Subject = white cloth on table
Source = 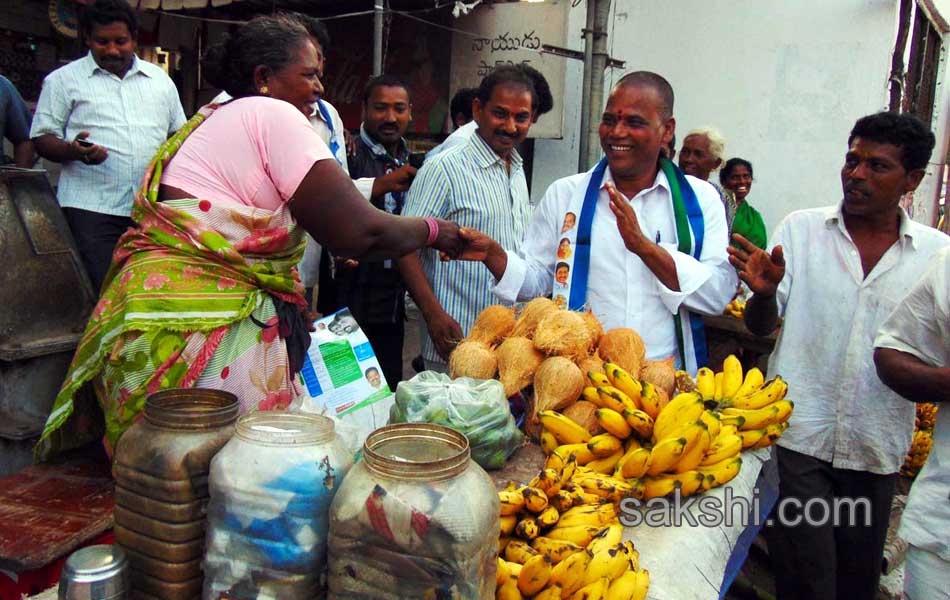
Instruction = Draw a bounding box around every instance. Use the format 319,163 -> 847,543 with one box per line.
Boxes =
767,204 -> 950,474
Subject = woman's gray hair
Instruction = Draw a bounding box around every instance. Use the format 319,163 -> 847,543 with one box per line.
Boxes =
202,16 -> 311,99
684,126 -> 727,165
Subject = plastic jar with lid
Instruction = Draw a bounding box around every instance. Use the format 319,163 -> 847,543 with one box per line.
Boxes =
327,423 -> 500,599
113,388 -> 239,600
203,412 -> 353,600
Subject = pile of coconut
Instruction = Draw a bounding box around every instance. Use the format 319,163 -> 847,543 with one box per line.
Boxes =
447,298 -> 676,438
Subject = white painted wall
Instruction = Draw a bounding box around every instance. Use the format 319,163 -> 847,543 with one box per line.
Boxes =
534,0 -> 900,234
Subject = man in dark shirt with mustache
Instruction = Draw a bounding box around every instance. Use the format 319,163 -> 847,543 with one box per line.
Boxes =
326,74 -> 415,391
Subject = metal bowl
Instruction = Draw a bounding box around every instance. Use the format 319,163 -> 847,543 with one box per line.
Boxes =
58,545 -> 129,600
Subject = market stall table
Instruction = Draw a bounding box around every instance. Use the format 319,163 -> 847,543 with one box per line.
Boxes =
493,442 -> 777,600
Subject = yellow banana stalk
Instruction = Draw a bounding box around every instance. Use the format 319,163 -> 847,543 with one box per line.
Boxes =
549,548 -> 593,597
698,456 -> 742,487
500,489 -> 526,515
496,556 -> 510,587
540,428 -> 560,455
619,407 -> 654,439
583,546 -> 630,586
700,410 -> 722,438
540,410 -> 593,444
647,436 -> 688,476
582,385 -> 602,404
545,524 -> 601,546
638,381 -> 661,419
532,583 -> 564,600
738,427 -> 768,449
504,538 -> 540,564
531,536 -> 584,563
556,443 -> 597,465
618,446 -> 653,479
517,553 -> 553,596
674,426 -> 712,473
597,386 -> 636,413
605,570 -> 640,600
721,354 -> 744,400
586,449 -> 625,475
586,523 -> 624,555
596,407 -> 633,439
700,433 -> 742,466
733,367 -> 765,400
652,392 -> 704,441
605,363 -> 644,409
695,367 -> 716,400
571,577 -> 609,600
500,514 -> 518,536
496,577 -> 523,600
588,371 -> 611,388
516,516 -> 540,540
753,421 -> 789,448
728,376 -> 786,410
721,399 -> 794,430
588,433 -> 624,457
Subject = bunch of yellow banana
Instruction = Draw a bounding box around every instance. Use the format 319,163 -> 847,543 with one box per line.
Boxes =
496,450 -> 650,599
723,297 -> 746,318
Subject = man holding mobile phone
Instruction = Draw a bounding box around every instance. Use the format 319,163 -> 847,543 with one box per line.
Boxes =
30,0 -> 186,291
317,74 -> 416,390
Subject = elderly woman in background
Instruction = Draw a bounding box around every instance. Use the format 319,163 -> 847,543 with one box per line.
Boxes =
38,16 -> 465,459
720,157 -> 767,249
678,126 -> 726,191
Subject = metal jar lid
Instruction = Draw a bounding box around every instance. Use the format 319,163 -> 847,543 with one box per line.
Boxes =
58,545 -> 129,600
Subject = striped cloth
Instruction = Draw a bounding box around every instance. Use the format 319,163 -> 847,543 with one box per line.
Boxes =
403,132 -> 532,363
30,53 -> 186,217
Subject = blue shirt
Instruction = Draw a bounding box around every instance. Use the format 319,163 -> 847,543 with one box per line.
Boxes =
403,131 -> 532,363
30,53 -> 186,216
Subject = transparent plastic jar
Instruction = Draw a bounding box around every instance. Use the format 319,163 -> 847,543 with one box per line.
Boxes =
328,423 -> 500,599
203,412 -> 353,600
113,388 -> 238,600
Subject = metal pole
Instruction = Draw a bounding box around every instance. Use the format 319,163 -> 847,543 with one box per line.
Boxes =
373,0 -> 384,76
578,0 -> 596,172
585,0 -> 611,169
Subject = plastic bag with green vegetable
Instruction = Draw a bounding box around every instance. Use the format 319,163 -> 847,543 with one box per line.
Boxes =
390,371 -> 523,469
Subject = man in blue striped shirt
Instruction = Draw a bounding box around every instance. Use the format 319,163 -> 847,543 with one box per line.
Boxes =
30,0 -> 186,291
401,66 -> 537,370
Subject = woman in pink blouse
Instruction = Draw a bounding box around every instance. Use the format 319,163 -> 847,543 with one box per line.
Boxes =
38,16 -> 463,459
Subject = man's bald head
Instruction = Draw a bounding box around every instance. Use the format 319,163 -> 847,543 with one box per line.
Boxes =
614,71 -> 674,120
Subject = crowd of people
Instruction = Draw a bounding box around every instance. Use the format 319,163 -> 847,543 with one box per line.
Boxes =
4,0 -> 945,599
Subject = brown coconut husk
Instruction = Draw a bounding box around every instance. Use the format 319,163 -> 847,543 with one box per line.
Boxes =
511,297 -> 559,339
468,304 -> 516,346
563,400 -> 604,436
528,356 -> 585,436
533,310 -> 592,361
581,311 -> 604,352
576,352 -> 605,378
598,328 -> 647,376
495,336 -> 545,397
655,385 -> 671,413
448,340 -> 497,380
641,356 -> 676,398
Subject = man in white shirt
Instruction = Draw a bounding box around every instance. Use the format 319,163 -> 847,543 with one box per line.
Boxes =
31,0 -> 186,291
458,71 -> 736,372
729,111 -> 950,600
873,248 -> 950,600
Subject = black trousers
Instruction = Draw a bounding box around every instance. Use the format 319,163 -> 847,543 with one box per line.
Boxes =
766,446 -> 897,600
362,321 -> 404,393
62,207 -> 135,293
